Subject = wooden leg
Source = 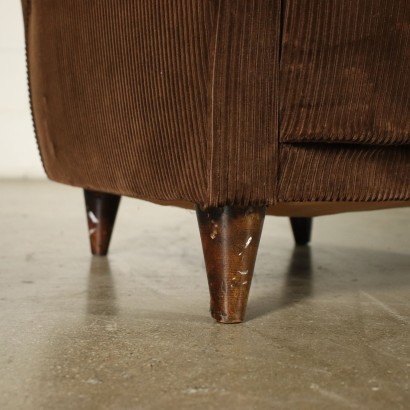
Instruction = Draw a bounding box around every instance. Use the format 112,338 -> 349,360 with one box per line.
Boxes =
84,189 -> 121,256
290,217 -> 313,246
196,205 -> 265,324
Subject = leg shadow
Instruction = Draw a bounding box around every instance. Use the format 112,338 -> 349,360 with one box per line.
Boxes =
86,257 -> 118,316
279,246 -> 313,307
246,246 -> 313,320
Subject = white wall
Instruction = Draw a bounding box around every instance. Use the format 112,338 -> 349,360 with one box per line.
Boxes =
0,0 -> 45,178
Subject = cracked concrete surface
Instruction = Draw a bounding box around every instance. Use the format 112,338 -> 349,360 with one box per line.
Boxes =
0,180 -> 409,409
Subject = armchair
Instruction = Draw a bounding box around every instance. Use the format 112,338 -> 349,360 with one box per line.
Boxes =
22,0 -> 409,323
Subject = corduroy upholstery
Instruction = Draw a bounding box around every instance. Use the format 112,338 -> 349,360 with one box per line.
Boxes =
22,0 -> 409,211
281,0 -> 410,145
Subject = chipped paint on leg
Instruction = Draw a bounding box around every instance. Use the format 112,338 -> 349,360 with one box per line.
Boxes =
88,211 -> 99,224
210,220 -> 219,239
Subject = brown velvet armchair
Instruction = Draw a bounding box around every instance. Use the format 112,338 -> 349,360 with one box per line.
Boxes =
22,0 -> 409,323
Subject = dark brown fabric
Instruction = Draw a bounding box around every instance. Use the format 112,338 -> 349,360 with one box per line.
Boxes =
280,0 -> 410,145
278,144 -> 410,201
267,201 -> 410,217
23,1 -> 409,210
207,0 -> 280,206
26,0 -> 214,204
21,0 -> 29,24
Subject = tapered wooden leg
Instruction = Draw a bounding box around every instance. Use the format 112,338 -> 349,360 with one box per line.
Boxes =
196,205 -> 265,324
84,190 -> 121,256
290,217 -> 313,246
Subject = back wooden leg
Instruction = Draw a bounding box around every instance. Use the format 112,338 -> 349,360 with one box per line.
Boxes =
196,205 -> 265,324
84,190 -> 121,256
290,217 -> 313,246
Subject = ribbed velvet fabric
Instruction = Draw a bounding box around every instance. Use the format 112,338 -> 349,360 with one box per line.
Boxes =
26,0 -> 214,204
280,0 -> 410,145
208,0 -> 280,206
22,1 -> 409,209
278,145 -> 410,202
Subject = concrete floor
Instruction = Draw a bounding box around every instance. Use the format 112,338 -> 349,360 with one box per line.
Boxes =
0,180 -> 409,409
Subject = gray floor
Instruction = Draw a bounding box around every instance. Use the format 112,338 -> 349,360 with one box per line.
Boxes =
0,180 -> 409,410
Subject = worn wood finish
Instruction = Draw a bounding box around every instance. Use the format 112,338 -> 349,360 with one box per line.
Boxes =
196,205 -> 266,324
290,217 -> 313,246
84,190 -> 121,256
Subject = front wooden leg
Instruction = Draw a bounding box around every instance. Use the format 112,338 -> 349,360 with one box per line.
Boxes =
196,205 -> 265,324
290,217 -> 313,246
84,190 -> 121,256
